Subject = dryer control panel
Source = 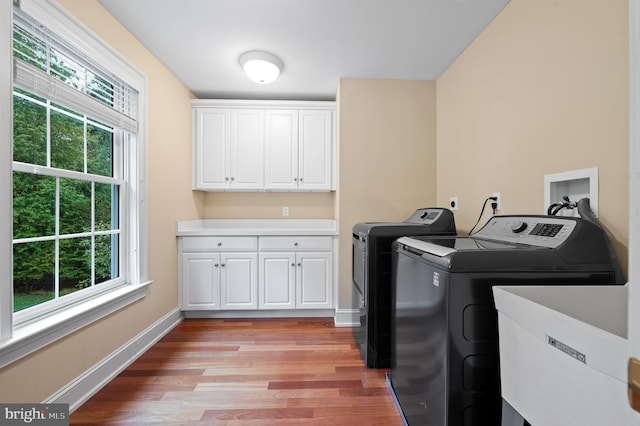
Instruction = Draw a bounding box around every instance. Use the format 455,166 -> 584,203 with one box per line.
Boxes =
475,216 -> 577,248
404,208 -> 447,225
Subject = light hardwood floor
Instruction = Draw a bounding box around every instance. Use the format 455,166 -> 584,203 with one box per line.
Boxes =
70,318 -> 404,425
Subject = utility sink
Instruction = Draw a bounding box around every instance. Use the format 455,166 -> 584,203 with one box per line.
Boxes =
493,285 -> 629,426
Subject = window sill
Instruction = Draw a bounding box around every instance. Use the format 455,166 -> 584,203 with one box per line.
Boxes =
0,281 -> 152,369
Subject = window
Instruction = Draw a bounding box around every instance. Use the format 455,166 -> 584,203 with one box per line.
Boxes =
12,91 -> 122,315
0,0 -> 149,366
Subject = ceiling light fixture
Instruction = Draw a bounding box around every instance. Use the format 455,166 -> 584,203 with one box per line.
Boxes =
239,50 -> 283,84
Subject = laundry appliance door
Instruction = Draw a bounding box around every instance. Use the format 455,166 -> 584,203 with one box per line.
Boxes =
391,246 -> 448,426
352,232 -> 368,361
352,232 -> 367,300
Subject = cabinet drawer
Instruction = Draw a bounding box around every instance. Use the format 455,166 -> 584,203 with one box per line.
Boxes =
259,236 -> 332,251
182,236 -> 258,252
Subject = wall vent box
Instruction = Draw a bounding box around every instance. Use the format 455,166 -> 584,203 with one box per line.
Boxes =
544,167 -> 598,217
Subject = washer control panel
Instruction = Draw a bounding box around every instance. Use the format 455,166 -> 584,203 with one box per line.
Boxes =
405,208 -> 445,225
474,216 -> 577,248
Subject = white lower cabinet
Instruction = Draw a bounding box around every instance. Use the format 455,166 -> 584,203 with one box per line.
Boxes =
296,252 -> 332,309
182,252 -> 258,310
180,236 -> 258,311
259,251 -> 333,309
258,236 -> 333,310
182,253 -> 221,310
259,253 -> 296,309
179,233 -> 334,314
220,253 -> 258,310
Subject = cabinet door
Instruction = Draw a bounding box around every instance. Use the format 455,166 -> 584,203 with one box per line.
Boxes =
298,110 -> 333,191
194,108 -> 230,189
259,252 -> 296,309
181,253 -> 221,310
296,252 -> 333,309
220,252 -> 258,309
265,110 -> 299,190
230,109 -> 264,189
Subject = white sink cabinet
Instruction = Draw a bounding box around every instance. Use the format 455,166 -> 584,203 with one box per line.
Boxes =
493,285 -> 628,426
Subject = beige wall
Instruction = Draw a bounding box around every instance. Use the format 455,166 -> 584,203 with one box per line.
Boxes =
0,0 -> 199,402
437,0 -> 629,273
337,79 -> 438,310
203,192 -> 335,218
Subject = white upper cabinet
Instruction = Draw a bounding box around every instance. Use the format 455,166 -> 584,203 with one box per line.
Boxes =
192,100 -> 335,192
265,110 -> 299,190
230,109 -> 264,189
298,110 -> 333,191
264,109 -> 333,191
194,108 -> 229,189
193,108 -> 264,190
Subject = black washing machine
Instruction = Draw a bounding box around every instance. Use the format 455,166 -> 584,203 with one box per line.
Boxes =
352,208 -> 456,368
388,215 -> 623,426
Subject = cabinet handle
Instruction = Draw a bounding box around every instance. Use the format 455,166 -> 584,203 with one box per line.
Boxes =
221,263 -> 226,267
217,242 -> 222,247
300,178 -> 303,182
294,177 -> 298,182
230,177 -> 235,181
294,242 -> 298,246
297,263 -> 301,267
214,263 -> 219,267
291,263 -> 295,267
225,177 -> 229,181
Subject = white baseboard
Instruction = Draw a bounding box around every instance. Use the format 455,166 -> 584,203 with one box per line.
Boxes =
46,308 -> 183,412
183,309 -> 335,319
334,308 -> 359,327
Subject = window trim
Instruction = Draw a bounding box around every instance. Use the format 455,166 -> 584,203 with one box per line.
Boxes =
1,0 -> 14,341
0,0 -> 150,368
0,281 -> 150,370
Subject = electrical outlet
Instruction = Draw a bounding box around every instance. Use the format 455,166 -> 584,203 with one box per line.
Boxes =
449,197 -> 458,211
492,192 -> 501,211
282,206 -> 289,217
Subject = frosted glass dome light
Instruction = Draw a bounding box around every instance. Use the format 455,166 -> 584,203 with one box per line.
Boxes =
239,51 -> 283,84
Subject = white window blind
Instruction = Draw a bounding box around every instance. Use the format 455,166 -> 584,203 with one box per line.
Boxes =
12,10 -> 138,133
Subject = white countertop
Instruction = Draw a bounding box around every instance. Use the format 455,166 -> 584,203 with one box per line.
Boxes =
176,219 -> 338,236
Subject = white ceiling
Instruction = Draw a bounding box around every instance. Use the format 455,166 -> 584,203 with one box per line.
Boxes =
98,0 -> 510,101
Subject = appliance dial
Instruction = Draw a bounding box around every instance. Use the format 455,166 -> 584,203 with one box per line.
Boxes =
511,220 -> 528,233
